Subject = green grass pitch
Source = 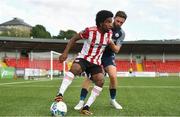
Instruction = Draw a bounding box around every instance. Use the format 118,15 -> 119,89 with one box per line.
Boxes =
0,77 -> 180,116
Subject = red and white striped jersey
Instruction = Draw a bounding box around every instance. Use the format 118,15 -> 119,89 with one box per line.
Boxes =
77,26 -> 112,65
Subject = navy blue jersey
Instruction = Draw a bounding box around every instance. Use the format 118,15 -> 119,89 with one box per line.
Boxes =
102,27 -> 125,57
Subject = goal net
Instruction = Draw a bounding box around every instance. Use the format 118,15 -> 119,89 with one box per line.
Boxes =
26,51 -> 66,80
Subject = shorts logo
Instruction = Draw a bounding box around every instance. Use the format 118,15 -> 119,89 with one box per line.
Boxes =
75,59 -> 80,62
115,33 -> 119,38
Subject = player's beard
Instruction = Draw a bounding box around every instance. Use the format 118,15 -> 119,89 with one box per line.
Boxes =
113,23 -> 120,29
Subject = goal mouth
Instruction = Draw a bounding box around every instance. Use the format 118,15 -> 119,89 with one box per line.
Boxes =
23,51 -> 66,80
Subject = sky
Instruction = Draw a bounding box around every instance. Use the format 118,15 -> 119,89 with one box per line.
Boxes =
0,0 -> 180,41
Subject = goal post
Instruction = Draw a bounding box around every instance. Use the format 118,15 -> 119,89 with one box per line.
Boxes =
50,51 -> 66,80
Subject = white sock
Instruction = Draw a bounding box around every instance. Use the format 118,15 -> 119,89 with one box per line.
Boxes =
84,85 -> 102,107
58,71 -> 74,95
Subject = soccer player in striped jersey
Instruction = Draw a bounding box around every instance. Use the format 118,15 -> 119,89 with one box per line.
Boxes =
54,10 -> 120,115
74,11 -> 127,110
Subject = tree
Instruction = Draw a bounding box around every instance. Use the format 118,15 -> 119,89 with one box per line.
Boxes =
55,29 -> 77,39
30,25 -> 51,38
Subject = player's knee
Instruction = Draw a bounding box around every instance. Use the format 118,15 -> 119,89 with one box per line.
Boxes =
95,78 -> 104,87
70,64 -> 82,75
70,69 -> 81,75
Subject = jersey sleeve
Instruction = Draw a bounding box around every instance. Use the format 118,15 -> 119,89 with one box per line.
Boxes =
116,29 -> 125,46
79,28 -> 89,39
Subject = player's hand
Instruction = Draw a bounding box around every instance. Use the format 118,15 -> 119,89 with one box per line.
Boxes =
59,53 -> 67,63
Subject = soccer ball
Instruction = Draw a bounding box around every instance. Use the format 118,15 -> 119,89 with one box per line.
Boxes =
50,101 -> 67,116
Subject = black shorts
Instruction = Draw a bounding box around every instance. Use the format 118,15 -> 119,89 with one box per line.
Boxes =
73,58 -> 103,77
101,55 -> 116,68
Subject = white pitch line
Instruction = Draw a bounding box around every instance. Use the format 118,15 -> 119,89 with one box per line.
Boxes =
0,82 -> 180,89
0,79 -> 52,86
80,85 -> 180,88
0,79 -> 180,88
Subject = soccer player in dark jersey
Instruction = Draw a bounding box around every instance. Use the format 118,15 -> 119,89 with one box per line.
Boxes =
74,11 -> 127,110
54,10 -> 120,115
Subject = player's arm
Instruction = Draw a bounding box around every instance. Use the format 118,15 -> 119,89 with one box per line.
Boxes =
109,29 -> 125,53
108,40 -> 121,53
59,34 -> 81,62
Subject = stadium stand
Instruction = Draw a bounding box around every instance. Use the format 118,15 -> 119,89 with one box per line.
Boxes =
116,60 -> 137,72
143,60 -> 180,73
4,58 -> 63,71
5,57 -> 180,73
0,37 -> 180,78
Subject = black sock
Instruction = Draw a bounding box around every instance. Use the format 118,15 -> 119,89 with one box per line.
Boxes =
57,93 -> 63,97
83,105 -> 90,110
80,88 -> 88,100
110,89 -> 116,99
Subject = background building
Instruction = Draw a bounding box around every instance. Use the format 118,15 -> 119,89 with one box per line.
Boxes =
0,18 -> 32,37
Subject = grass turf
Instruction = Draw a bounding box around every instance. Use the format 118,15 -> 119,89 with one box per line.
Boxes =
0,77 -> 180,116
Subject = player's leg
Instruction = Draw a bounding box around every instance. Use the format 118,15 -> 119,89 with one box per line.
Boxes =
105,65 -> 117,96
55,58 -> 84,101
105,65 -> 122,109
81,65 -> 104,115
74,78 -> 92,110
102,55 -> 122,109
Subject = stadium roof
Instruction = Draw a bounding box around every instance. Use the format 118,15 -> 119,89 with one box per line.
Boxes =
0,36 -> 180,54
0,18 -> 32,27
